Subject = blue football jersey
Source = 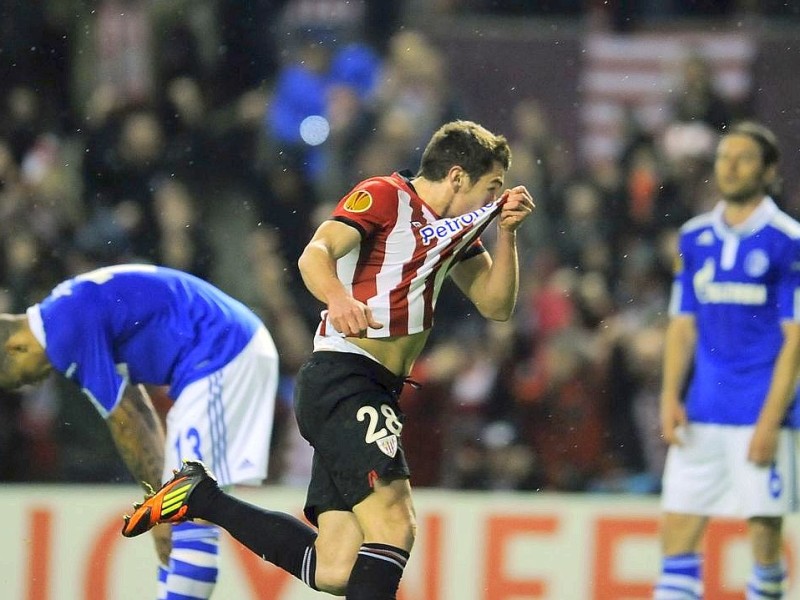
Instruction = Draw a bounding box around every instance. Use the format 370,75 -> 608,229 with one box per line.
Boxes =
27,264 -> 262,417
669,197 -> 800,426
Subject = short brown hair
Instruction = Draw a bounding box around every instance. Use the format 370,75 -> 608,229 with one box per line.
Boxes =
418,120 -> 511,182
725,121 -> 780,167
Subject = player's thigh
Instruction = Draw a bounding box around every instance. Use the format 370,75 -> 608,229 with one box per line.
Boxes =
731,428 -> 800,517
213,326 -> 279,484
164,328 -> 278,485
315,510 -> 363,590
661,424 -> 730,514
314,392 -> 409,508
296,354 -> 411,525
302,400 -> 410,527
353,478 -> 416,550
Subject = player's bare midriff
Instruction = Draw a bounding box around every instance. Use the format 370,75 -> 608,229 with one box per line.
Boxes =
348,330 -> 431,377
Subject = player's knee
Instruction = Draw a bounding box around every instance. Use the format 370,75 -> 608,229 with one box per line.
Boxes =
748,515 -> 782,532
314,561 -> 353,595
368,501 -> 417,549
397,506 -> 418,547
353,479 -> 417,548
313,531 -> 360,595
748,515 -> 784,562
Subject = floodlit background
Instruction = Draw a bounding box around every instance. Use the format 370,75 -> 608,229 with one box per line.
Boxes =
2,1 -> 800,598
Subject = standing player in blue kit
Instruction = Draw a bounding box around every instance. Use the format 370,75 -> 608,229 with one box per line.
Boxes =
656,122 -> 800,599
0,264 -> 279,600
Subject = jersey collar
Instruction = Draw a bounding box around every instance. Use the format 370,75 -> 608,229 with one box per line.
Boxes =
26,304 -> 47,349
396,169 -> 417,194
712,195 -> 777,238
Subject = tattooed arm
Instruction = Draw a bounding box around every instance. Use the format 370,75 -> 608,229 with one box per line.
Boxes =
107,383 -> 165,490
108,383 -> 171,564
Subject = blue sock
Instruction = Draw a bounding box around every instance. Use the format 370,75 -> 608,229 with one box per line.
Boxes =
654,553 -> 703,599
163,522 -> 220,600
747,562 -> 785,599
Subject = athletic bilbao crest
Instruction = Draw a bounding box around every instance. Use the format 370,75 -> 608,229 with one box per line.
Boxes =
377,434 -> 398,458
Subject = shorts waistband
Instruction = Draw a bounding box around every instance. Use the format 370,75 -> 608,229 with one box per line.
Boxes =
310,351 -> 407,396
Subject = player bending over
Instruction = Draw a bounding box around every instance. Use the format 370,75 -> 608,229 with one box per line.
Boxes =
0,264 -> 279,600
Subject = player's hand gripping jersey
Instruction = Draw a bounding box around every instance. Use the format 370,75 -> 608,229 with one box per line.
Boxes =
315,171 -> 504,341
27,264 -> 262,417
670,198 -> 800,426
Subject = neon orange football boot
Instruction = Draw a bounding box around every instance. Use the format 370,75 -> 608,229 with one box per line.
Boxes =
121,460 -> 215,537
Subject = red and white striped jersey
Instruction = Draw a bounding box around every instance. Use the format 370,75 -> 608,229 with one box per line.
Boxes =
315,172 -> 503,341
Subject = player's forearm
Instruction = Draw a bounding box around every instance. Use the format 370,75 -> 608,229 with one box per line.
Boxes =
107,385 -> 166,490
758,331 -> 800,428
660,317 -> 696,399
475,230 -> 520,320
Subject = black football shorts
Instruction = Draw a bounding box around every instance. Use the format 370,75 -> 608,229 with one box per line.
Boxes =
294,351 -> 411,525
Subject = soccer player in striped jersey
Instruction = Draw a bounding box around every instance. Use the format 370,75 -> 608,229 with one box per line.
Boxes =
655,122 -> 800,600
0,264 -> 279,600
121,120 -> 534,599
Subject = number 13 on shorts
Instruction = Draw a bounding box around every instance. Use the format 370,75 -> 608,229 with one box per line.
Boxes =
174,427 -> 204,463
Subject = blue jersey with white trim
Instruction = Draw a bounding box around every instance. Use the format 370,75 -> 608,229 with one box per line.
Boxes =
669,197 -> 800,426
32,265 -> 261,417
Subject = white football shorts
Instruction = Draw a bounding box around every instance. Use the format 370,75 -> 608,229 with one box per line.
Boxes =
661,423 -> 800,517
163,326 -> 278,487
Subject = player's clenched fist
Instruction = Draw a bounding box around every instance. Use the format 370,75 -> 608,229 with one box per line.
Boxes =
326,294 -> 383,337
498,185 -> 535,232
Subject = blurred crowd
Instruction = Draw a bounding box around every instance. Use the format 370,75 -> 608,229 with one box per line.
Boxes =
0,0 -> 794,493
